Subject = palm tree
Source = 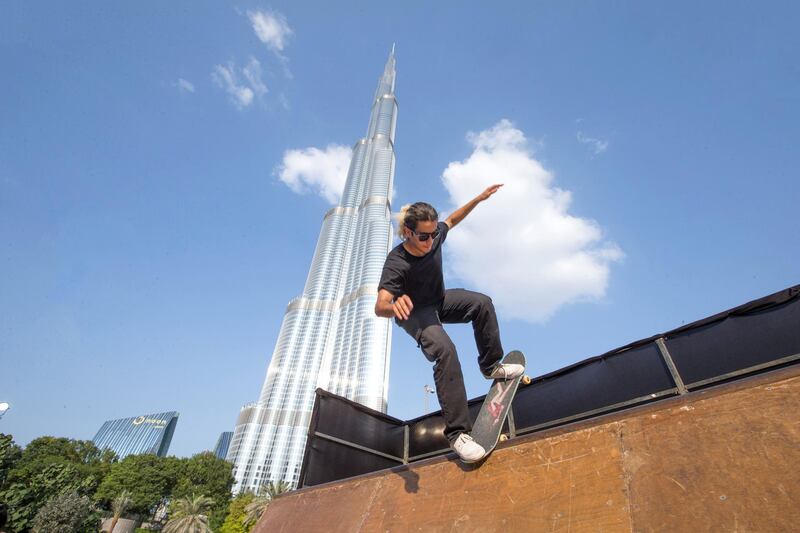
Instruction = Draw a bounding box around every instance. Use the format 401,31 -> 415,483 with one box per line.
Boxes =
244,481 -> 291,527
107,490 -> 132,533
163,494 -> 215,533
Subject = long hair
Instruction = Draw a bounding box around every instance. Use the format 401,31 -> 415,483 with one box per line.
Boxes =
395,202 -> 438,238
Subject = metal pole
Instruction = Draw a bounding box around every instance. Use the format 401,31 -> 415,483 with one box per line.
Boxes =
423,385 -> 435,412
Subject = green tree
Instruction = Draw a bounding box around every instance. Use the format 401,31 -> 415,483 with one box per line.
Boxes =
163,494 -> 214,533
173,452 -> 233,530
218,492 -> 254,533
243,481 -> 291,528
6,437 -> 116,496
0,436 -> 115,532
0,434 -> 22,489
95,454 -> 182,517
2,461 -> 83,531
30,491 -> 99,533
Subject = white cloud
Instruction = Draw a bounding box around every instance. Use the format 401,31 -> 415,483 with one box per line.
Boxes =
211,57 -> 267,110
175,78 -> 195,94
276,145 -> 352,204
242,57 -> 267,96
248,10 -> 292,53
442,119 -> 623,323
576,131 -> 609,155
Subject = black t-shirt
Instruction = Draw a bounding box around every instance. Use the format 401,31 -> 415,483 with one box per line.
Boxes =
378,221 -> 449,308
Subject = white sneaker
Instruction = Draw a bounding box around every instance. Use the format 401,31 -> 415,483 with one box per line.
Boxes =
451,433 -> 486,463
485,363 -> 525,380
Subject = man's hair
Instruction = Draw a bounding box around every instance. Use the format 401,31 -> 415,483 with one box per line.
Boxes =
396,202 -> 438,237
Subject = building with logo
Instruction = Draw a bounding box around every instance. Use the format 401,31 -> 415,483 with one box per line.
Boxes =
213,431 -> 233,461
227,48 -> 398,491
92,411 -> 178,460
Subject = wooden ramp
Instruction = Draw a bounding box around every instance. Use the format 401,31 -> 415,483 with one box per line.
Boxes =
254,365 -> 800,532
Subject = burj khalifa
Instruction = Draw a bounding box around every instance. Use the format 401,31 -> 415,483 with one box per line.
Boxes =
227,47 -> 397,491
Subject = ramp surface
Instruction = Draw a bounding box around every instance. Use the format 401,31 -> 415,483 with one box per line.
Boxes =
255,366 -> 800,532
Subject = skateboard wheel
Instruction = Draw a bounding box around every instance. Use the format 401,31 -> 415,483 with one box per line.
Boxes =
521,375 -> 532,385
499,434 -> 508,442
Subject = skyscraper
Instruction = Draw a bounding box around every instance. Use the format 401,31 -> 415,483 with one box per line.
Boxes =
92,411 -> 178,460
213,431 -> 233,461
227,48 -> 397,491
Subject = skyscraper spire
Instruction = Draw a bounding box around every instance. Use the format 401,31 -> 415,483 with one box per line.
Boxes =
375,45 -> 396,101
226,48 -> 399,492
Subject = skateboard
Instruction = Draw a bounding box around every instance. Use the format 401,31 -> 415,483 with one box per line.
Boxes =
468,350 -> 530,463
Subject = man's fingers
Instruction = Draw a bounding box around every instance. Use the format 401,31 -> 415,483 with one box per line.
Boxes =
393,295 -> 413,320
479,184 -> 503,200
397,299 -> 410,318
392,301 -> 404,320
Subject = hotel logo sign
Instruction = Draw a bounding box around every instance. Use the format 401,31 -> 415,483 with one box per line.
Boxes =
132,416 -> 168,428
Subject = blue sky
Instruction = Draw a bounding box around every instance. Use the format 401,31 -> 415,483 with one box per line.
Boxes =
1,2 -> 798,458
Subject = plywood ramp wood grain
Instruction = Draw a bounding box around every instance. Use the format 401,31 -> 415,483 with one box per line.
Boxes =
620,368 -> 800,532
253,365 -> 800,533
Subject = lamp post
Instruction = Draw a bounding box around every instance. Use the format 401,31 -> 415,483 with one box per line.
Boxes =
423,385 -> 435,413
0,402 -> 9,420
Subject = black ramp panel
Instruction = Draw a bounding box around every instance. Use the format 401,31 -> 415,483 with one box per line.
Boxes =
512,342 -> 676,432
665,295 -> 800,387
406,415 -> 447,459
301,437 -> 400,487
314,390 -> 406,458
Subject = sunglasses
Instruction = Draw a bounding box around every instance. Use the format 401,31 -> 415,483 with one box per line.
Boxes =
410,229 -> 440,242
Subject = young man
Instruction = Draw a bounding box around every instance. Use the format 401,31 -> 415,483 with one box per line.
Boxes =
375,184 -> 524,463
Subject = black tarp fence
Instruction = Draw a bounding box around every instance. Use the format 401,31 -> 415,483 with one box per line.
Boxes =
298,284 -> 800,488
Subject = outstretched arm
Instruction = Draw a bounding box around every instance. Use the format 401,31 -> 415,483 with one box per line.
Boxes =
444,184 -> 503,229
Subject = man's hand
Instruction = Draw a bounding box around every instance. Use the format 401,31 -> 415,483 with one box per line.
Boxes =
392,294 -> 414,321
375,289 -> 413,320
477,183 -> 503,201
445,183 -> 504,229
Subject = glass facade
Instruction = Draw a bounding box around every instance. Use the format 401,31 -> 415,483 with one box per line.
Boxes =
214,431 -> 233,460
228,48 -> 397,492
92,411 -> 178,460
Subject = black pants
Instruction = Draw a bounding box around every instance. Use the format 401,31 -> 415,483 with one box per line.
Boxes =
398,288 -> 504,444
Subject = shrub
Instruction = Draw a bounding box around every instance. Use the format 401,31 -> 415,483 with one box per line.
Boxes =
31,491 -> 99,533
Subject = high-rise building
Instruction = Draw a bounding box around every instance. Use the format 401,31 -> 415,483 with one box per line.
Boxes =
213,431 -> 233,461
228,48 -> 397,492
92,411 -> 178,460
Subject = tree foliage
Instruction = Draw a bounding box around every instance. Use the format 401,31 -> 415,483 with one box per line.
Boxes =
163,494 -> 214,533
0,435 -> 239,532
0,436 -> 115,532
30,491 -> 99,533
172,452 -> 234,530
94,454 -> 182,516
0,433 -> 22,489
218,492 -> 254,533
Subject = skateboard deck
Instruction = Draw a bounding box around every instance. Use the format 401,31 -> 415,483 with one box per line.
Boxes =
468,350 -> 528,462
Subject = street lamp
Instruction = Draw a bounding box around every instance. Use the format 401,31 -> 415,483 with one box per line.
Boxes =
0,402 -> 9,420
423,385 -> 435,413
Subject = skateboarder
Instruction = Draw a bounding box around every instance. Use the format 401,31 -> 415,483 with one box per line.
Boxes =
375,184 -> 524,463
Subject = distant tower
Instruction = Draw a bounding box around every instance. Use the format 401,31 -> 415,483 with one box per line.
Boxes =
92,411 -> 178,460
213,431 -> 233,460
227,48 -> 397,492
